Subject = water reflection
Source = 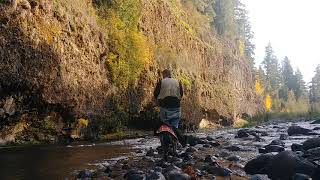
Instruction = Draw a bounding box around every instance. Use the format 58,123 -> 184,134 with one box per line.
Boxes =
0,143 -> 130,180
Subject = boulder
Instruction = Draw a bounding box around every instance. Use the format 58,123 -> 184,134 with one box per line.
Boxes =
244,154 -> 274,175
302,137 -> 320,150
268,151 -> 317,180
293,173 -> 311,180
288,126 -> 313,136
303,147 -> 320,161
292,143 -> 304,152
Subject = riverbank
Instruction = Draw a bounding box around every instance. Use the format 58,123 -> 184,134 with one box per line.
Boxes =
73,118 -> 320,179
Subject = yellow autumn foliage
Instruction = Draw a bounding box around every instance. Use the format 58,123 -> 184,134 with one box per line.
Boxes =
265,94 -> 272,112
95,0 -> 151,88
255,79 -> 263,95
78,118 -> 89,127
238,38 -> 245,57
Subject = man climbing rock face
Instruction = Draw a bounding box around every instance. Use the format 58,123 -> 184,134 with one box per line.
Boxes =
154,69 -> 183,129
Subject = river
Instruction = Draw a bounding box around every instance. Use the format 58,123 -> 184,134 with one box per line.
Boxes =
0,120 -> 319,179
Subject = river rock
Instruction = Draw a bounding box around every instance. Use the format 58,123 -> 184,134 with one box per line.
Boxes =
203,144 -> 211,148
236,129 -> 251,138
180,153 -> 193,161
249,174 -> 271,180
313,127 -> 320,130
280,134 -> 289,140
206,136 -> 214,141
205,165 -> 232,176
124,170 -> 146,180
292,143 -> 304,152
227,155 -> 241,162
288,126 -> 313,136
244,153 -> 274,175
270,139 -> 285,147
268,151 -> 317,180
166,170 -> 191,180
146,171 -> 166,180
225,145 -> 242,151
293,173 -> 311,180
204,155 -> 217,163
146,148 -> 157,157
303,147 -> 320,161
186,147 -> 197,153
184,135 -> 202,146
77,169 -> 93,179
261,145 -> 285,153
219,150 -> 231,157
302,137 -> 320,150
311,119 -> 320,124
208,141 -> 220,147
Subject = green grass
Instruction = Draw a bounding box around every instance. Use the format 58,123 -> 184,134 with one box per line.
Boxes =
241,112 -> 317,128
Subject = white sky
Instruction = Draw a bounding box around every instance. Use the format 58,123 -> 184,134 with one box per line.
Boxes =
242,0 -> 320,83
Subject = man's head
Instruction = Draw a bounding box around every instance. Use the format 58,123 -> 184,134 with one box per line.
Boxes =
162,69 -> 172,78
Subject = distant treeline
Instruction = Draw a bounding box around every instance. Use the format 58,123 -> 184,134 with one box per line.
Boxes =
256,43 -> 320,116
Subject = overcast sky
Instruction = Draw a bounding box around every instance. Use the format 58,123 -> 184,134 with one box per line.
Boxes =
242,0 -> 320,83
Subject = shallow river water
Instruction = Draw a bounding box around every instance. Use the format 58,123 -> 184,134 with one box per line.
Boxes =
0,120 -> 319,179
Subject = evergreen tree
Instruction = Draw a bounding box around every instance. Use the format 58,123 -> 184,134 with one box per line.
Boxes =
294,68 -> 307,99
261,43 -> 281,94
233,0 -> 255,64
310,65 -> 320,112
281,56 -> 295,90
214,0 -> 237,38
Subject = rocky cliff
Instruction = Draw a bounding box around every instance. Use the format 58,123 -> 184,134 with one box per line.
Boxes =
0,0 -> 260,143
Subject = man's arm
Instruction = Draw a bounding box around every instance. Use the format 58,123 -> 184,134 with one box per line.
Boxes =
154,80 -> 161,99
179,81 -> 184,98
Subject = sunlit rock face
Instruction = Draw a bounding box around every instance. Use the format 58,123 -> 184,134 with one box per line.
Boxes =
0,0 -> 259,129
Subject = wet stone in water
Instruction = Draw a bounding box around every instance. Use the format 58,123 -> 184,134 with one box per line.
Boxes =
205,165 -> 232,177
287,126 -> 313,136
249,174 -> 271,180
146,171 -> 166,180
293,173 -> 311,180
302,137 -> 320,150
124,170 -> 146,180
227,155 -> 241,162
291,143 -> 304,152
77,169 -> 93,179
270,139 -> 285,147
204,155 -> 217,163
280,134 -> 289,140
